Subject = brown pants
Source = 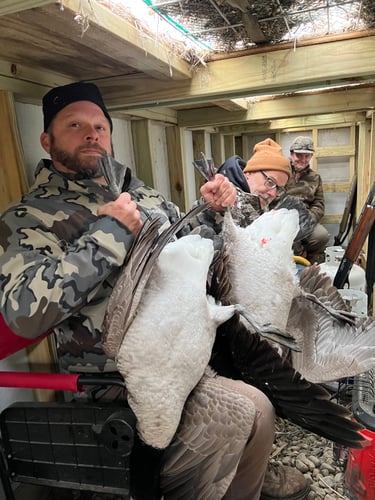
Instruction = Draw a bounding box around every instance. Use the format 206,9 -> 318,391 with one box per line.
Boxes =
303,222 -> 330,256
221,377 -> 275,500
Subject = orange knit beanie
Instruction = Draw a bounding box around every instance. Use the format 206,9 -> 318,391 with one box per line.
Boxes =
244,138 -> 291,178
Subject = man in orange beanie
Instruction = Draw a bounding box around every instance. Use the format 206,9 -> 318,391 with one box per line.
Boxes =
243,138 -> 291,207
217,138 -> 291,227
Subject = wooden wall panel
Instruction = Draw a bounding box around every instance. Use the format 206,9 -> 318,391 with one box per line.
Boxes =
166,125 -> 186,210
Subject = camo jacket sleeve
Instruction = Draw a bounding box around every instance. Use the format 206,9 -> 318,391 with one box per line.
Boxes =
0,160 -> 180,342
285,168 -> 325,223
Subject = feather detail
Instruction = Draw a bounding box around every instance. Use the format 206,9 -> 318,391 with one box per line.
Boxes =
103,205 -> 244,449
102,202 -> 210,357
221,206 -> 370,375
289,264 -> 375,382
210,314 -> 366,449
193,152 -> 216,181
98,152 -> 127,198
116,234 -> 237,449
223,208 -> 299,333
160,367 -> 255,499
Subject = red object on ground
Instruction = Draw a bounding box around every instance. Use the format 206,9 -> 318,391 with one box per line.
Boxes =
345,428 -> 375,499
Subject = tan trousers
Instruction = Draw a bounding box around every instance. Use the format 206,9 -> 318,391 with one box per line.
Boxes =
303,222 -> 330,256
221,376 -> 275,500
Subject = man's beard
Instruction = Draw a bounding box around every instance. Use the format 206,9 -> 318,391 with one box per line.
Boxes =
257,192 -> 271,207
50,136 -> 109,179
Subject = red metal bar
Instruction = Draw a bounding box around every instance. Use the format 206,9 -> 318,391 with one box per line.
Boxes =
0,371 -> 81,392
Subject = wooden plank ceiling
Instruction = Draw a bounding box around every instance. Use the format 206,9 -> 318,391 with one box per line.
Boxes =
0,0 -> 374,127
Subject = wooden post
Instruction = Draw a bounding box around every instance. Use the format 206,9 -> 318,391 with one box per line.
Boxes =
224,135 -> 235,158
211,133 -> 225,167
166,125 -> 186,210
131,119 -> 154,188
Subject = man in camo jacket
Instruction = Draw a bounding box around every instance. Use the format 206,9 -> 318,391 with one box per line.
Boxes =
286,136 -> 329,262
0,81 -> 236,373
0,82 -> 281,500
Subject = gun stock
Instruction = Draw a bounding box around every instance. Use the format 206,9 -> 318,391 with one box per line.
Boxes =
333,182 -> 375,289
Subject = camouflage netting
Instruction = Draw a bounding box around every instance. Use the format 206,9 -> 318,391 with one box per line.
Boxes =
96,0 -> 375,63
149,0 -> 375,52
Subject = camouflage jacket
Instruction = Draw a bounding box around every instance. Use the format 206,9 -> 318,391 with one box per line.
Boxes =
285,165 -> 325,223
230,189 -> 263,227
0,159 -> 221,372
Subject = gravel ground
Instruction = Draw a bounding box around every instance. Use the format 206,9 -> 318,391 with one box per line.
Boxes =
271,416 -> 354,500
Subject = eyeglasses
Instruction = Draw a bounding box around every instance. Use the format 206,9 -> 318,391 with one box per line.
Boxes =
260,171 -> 285,194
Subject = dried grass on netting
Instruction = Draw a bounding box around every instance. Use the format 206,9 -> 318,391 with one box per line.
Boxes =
91,0 -> 375,58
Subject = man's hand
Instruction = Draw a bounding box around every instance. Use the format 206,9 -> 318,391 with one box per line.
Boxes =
200,174 -> 236,211
97,192 -> 143,235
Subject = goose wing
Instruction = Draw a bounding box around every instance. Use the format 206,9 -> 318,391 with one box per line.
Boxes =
299,264 -> 356,322
211,313 -> 366,449
289,264 -> 375,382
102,202 -> 209,357
160,368 -> 255,500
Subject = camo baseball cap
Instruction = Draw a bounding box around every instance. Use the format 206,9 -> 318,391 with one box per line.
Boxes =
290,136 -> 315,154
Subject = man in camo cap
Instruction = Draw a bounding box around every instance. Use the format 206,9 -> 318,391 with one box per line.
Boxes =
286,136 -> 329,263
0,81 -> 282,500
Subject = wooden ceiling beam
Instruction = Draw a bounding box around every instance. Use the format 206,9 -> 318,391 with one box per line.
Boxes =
99,35 -> 375,110
177,86 -> 375,128
0,1 -> 192,82
0,0 -> 52,16
114,107 -> 178,125
62,0 -> 192,81
217,112 -> 366,134
0,59 -> 72,101
213,98 -> 249,111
